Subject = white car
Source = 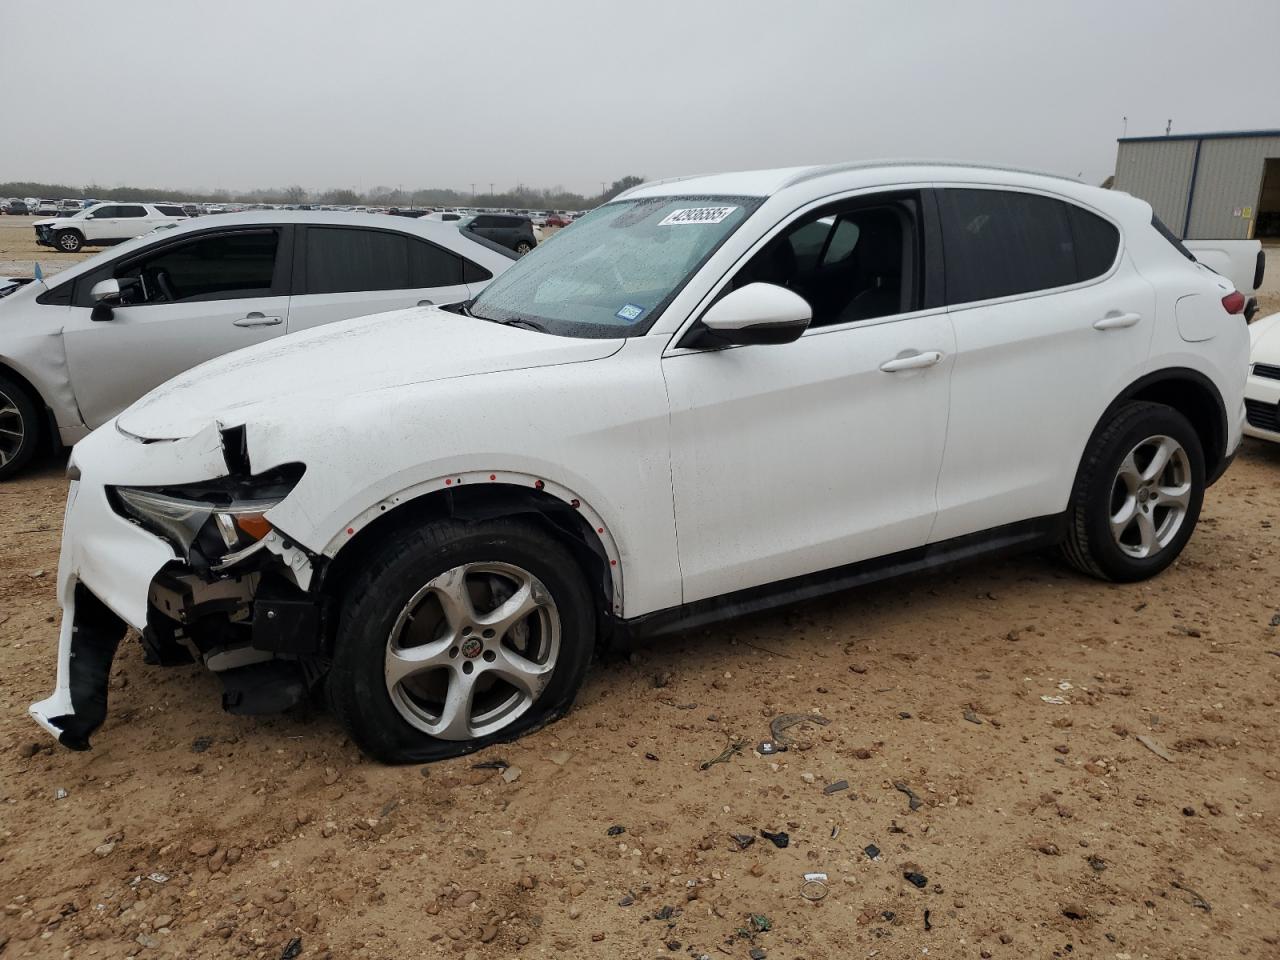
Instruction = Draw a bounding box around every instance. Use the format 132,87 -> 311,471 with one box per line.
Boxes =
32,162 -> 1248,763
1244,311 -> 1280,440
34,202 -> 190,253
0,211 -> 514,478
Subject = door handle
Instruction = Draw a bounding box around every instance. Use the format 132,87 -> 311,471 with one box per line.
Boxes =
233,312 -> 283,327
879,350 -> 943,373
417,299 -> 434,307
1093,311 -> 1141,331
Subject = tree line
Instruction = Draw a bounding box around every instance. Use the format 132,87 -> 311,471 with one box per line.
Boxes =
0,176 -> 646,209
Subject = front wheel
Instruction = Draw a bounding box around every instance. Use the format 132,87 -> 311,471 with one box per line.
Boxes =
1062,401 -> 1204,582
55,230 -> 83,252
514,240 -> 533,255
327,517 -> 595,763
0,374 -> 41,480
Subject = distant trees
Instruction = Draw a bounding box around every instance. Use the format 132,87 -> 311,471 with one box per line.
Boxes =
0,175 -> 650,209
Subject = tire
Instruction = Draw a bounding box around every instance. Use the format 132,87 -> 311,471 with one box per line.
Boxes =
327,517 -> 595,763
515,240 -> 533,255
1062,401 -> 1204,582
0,373 -> 41,481
55,230 -> 82,252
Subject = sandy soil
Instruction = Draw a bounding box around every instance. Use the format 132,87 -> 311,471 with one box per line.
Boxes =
1,218 -> 1279,960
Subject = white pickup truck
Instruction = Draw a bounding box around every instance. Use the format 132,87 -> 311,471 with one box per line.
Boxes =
33,201 -> 188,253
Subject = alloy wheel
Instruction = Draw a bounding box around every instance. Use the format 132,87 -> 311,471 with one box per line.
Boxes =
384,561 -> 560,740
0,390 -> 24,467
1109,434 -> 1192,559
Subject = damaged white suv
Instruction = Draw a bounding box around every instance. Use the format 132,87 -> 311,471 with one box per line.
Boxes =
33,162 -> 1249,763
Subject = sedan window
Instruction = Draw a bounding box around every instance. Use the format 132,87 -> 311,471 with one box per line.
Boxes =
116,206 -> 149,218
116,230 -> 280,303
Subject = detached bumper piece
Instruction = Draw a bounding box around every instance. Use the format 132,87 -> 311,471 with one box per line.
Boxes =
29,584 -> 127,750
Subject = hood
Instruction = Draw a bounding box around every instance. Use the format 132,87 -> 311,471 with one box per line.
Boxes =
117,306 -> 624,440
1250,311 -> 1280,357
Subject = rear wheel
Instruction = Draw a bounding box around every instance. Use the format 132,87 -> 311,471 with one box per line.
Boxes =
1062,401 -> 1204,582
0,374 -> 40,481
515,240 -> 533,255
327,517 -> 595,763
55,230 -> 83,252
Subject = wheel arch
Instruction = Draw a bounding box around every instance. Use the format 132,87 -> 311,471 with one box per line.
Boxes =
0,358 -> 55,450
316,472 -> 623,625
1098,367 -> 1228,483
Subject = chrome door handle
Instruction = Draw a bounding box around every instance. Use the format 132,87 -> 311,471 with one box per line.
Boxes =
879,350 -> 943,373
1093,311 -> 1141,330
233,312 -> 283,327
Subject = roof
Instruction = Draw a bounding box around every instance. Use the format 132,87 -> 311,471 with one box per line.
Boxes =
618,159 -> 1083,200
1118,128 -> 1280,144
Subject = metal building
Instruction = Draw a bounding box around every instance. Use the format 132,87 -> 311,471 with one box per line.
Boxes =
1113,130 -> 1280,240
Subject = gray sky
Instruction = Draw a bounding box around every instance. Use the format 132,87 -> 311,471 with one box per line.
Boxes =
5,0 -> 1279,195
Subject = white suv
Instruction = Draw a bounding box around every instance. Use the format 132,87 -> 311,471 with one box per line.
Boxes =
34,202 -> 189,252
32,162 -> 1248,763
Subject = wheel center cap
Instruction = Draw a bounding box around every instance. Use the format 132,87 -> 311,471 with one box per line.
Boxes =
460,636 -> 483,659
1138,488 -> 1150,503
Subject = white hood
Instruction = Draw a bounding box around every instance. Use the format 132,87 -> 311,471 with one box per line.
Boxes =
116,306 -> 623,440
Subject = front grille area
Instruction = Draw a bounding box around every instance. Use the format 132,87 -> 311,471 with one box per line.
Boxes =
1245,398 -> 1280,432
1253,363 -> 1280,381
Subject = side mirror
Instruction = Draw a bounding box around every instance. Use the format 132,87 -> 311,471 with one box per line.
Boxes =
91,278 -> 122,302
695,282 -> 811,347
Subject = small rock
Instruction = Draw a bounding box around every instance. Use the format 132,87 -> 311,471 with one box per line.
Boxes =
607,825 -> 626,836
478,924 -> 498,943
189,838 -> 217,857
750,950 -> 766,960
502,765 -> 522,783
823,779 -> 849,795
17,742 -> 41,759
1061,903 -> 1090,920
852,748 -> 872,760
191,736 -> 213,753
135,933 -> 159,949
322,767 -> 340,785
800,772 -> 816,784
1037,842 -> 1060,856
454,890 -> 480,908
904,871 -> 928,888
152,914 -> 173,929
519,875 -> 536,890
92,841 -> 116,858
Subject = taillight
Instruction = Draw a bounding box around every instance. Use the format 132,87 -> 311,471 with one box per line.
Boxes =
1222,291 -> 1246,315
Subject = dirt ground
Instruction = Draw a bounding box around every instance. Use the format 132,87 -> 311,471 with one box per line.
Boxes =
1,217 -> 1279,960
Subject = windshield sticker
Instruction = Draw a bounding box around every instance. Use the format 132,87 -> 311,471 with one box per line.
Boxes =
615,303 -> 646,323
658,206 -> 738,226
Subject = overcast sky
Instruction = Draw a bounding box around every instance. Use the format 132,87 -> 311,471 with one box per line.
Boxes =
5,0 -> 1279,196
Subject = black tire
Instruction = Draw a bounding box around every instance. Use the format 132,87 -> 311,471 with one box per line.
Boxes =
515,240 -> 533,255
1062,401 -> 1204,582
327,517 -> 595,763
55,230 -> 82,252
0,373 -> 41,481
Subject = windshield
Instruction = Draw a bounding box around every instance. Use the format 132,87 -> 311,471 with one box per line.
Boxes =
469,195 -> 760,337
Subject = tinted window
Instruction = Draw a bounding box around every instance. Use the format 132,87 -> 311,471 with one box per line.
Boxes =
92,206 -> 118,218
1066,205 -> 1120,280
306,227 -> 408,294
116,205 -> 148,218
409,238 -> 463,287
462,259 -> 492,283
471,215 -> 498,228
937,189 -> 1076,304
732,197 -> 919,328
118,229 -> 279,303
155,204 -> 187,218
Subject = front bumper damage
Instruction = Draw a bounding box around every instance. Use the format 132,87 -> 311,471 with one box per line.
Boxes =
30,420 -> 324,750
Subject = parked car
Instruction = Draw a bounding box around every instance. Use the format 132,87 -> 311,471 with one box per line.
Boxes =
33,202 -> 190,253
0,211 -> 514,480
1243,311 -> 1280,440
2,199 -> 29,215
30,162 -> 1248,762
1178,236 -> 1265,320
545,213 -> 572,228
464,213 -> 538,255
32,199 -> 60,217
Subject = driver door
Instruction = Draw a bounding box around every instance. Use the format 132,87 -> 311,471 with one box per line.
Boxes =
62,226 -> 294,428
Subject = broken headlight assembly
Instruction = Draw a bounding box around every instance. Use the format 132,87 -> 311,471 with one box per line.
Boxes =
108,464 -> 304,568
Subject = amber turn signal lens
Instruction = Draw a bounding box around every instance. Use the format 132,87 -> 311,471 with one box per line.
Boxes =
234,513 -> 273,541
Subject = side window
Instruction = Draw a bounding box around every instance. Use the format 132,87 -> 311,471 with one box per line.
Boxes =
155,204 -> 186,218
305,227 -> 409,294
462,259 -> 492,283
91,206 -> 118,218
408,238 -> 463,287
1066,205 -> 1120,281
471,216 -> 495,228
116,205 -> 148,218
116,230 -> 280,303
936,189 -> 1075,304
732,196 -> 920,328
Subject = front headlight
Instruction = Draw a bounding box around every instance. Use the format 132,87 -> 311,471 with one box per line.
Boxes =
113,488 -> 281,556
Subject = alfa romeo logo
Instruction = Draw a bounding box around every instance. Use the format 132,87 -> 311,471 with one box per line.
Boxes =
460,637 -> 483,659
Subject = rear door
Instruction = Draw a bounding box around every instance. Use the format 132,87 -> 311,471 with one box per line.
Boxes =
285,225 -> 473,333
62,226 -> 294,428
112,204 -> 157,240
929,186 -> 1154,542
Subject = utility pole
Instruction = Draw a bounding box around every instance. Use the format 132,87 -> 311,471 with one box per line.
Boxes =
489,182 -> 494,196
1165,118 -> 1172,136
471,183 -> 476,198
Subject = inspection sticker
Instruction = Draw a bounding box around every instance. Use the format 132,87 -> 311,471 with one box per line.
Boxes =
659,206 -> 737,226
615,303 -> 646,322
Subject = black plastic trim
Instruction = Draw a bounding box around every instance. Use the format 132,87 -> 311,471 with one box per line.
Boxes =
614,514 -> 1065,641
